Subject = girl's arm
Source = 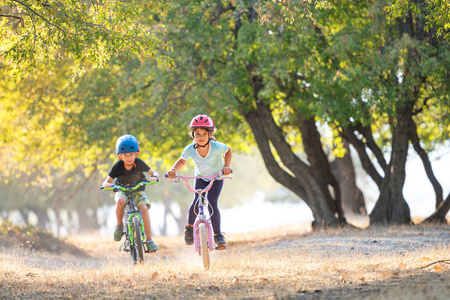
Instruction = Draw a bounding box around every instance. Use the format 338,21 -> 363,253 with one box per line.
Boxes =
168,158 -> 187,179
223,147 -> 232,175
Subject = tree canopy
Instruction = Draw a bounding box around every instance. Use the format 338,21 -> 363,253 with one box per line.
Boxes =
1,0 -> 449,230
0,0 -> 173,79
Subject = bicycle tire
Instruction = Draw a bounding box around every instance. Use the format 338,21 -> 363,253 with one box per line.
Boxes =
129,226 -> 138,263
199,223 -> 210,269
132,216 -> 145,264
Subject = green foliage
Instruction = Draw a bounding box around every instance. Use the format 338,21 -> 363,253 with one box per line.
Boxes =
0,0 -> 173,79
386,0 -> 450,40
0,0 -> 449,218
256,0 -> 334,24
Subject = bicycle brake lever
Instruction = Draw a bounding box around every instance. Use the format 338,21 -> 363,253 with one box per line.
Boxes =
165,173 -> 180,182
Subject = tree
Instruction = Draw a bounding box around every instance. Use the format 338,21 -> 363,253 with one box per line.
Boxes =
142,0 -> 449,227
325,0 -> 450,224
387,0 -> 450,40
134,0 -> 367,228
0,0 -> 173,79
1,0 -> 448,231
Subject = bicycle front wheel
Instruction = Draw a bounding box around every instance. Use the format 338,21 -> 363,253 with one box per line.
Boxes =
199,223 -> 210,269
132,216 -> 145,264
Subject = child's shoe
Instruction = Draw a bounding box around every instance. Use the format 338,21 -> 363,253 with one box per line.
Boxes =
146,239 -> 159,252
184,225 -> 194,245
214,233 -> 227,249
114,225 -> 124,241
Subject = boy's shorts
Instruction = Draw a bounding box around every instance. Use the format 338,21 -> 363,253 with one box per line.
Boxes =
115,191 -> 151,209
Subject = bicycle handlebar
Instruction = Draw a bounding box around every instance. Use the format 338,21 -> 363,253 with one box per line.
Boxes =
100,178 -> 159,192
164,172 -> 232,194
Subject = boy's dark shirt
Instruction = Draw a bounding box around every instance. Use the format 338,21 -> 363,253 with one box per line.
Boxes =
109,158 -> 151,187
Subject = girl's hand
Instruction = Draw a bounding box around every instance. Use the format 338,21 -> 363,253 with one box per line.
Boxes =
222,166 -> 232,176
167,169 -> 176,179
149,176 -> 159,182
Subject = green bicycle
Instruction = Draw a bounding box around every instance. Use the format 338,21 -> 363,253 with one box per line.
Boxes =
101,179 -> 158,264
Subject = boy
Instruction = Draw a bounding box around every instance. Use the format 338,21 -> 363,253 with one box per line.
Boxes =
103,134 -> 159,252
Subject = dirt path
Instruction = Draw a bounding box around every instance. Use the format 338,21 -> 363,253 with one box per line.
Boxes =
1,223 -> 449,299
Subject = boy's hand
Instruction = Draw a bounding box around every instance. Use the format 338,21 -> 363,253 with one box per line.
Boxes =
222,166 -> 232,176
167,169 -> 176,179
103,182 -> 112,188
149,176 -> 159,182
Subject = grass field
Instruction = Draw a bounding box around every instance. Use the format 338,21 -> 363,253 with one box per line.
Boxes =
1,222 -> 449,299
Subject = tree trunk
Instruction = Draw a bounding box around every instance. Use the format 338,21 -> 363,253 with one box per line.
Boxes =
408,117 -> 443,208
19,208 -> 30,226
330,140 -> 367,217
243,100 -> 339,229
297,115 -> 346,224
76,206 -> 96,233
370,106 -> 412,225
160,191 -> 171,236
424,192 -> 450,223
341,124 -> 384,189
0,211 -> 9,221
33,206 -> 50,229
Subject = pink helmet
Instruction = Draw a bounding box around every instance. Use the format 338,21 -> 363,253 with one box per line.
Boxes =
189,115 -> 214,130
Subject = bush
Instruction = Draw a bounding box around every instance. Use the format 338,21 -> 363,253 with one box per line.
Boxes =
0,220 -> 87,256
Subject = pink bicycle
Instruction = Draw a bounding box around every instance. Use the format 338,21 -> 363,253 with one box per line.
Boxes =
165,172 -> 231,269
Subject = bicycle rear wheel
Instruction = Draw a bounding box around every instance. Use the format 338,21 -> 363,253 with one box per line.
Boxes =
199,223 -> 210,269
132,216 -> 145,264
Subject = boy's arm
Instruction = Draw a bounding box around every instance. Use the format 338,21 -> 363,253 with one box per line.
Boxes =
167,158 -> 187,179
147,168 -> 160,181
103,176 -> 114,188
223,147 -> 232,175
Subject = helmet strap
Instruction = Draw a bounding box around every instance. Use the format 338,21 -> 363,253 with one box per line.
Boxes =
194,138 -> 210,149
118,154 -> 137,168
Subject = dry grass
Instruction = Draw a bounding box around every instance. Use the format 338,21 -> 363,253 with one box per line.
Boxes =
1,223 -> 449,299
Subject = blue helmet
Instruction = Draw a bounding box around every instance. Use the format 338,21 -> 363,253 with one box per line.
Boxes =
116,135 -> 139,154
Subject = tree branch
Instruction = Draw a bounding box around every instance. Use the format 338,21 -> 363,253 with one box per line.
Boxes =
0,14 -> 22,19
418,259 -> 450,269
0,14 -> 25,27
408,117 -> 443,208
340,126 -> 383,188
424,191 -> 450,223
12,0 -> 66,32
354,122 -> 388,170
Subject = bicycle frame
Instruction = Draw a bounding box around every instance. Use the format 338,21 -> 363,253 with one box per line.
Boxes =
122,188 -> 145,253
166,172 -> 231,254
193,192 -> 216,253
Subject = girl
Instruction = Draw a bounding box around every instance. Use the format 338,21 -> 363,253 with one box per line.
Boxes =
167,115 -> 232,248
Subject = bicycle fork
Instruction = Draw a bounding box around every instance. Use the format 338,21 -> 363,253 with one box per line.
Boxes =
193,218 -> 215,254
120,212 -> 146,252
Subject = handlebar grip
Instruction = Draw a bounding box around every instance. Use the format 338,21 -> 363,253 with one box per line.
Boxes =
164,174 -> 169,178
100,187 -> 104,190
